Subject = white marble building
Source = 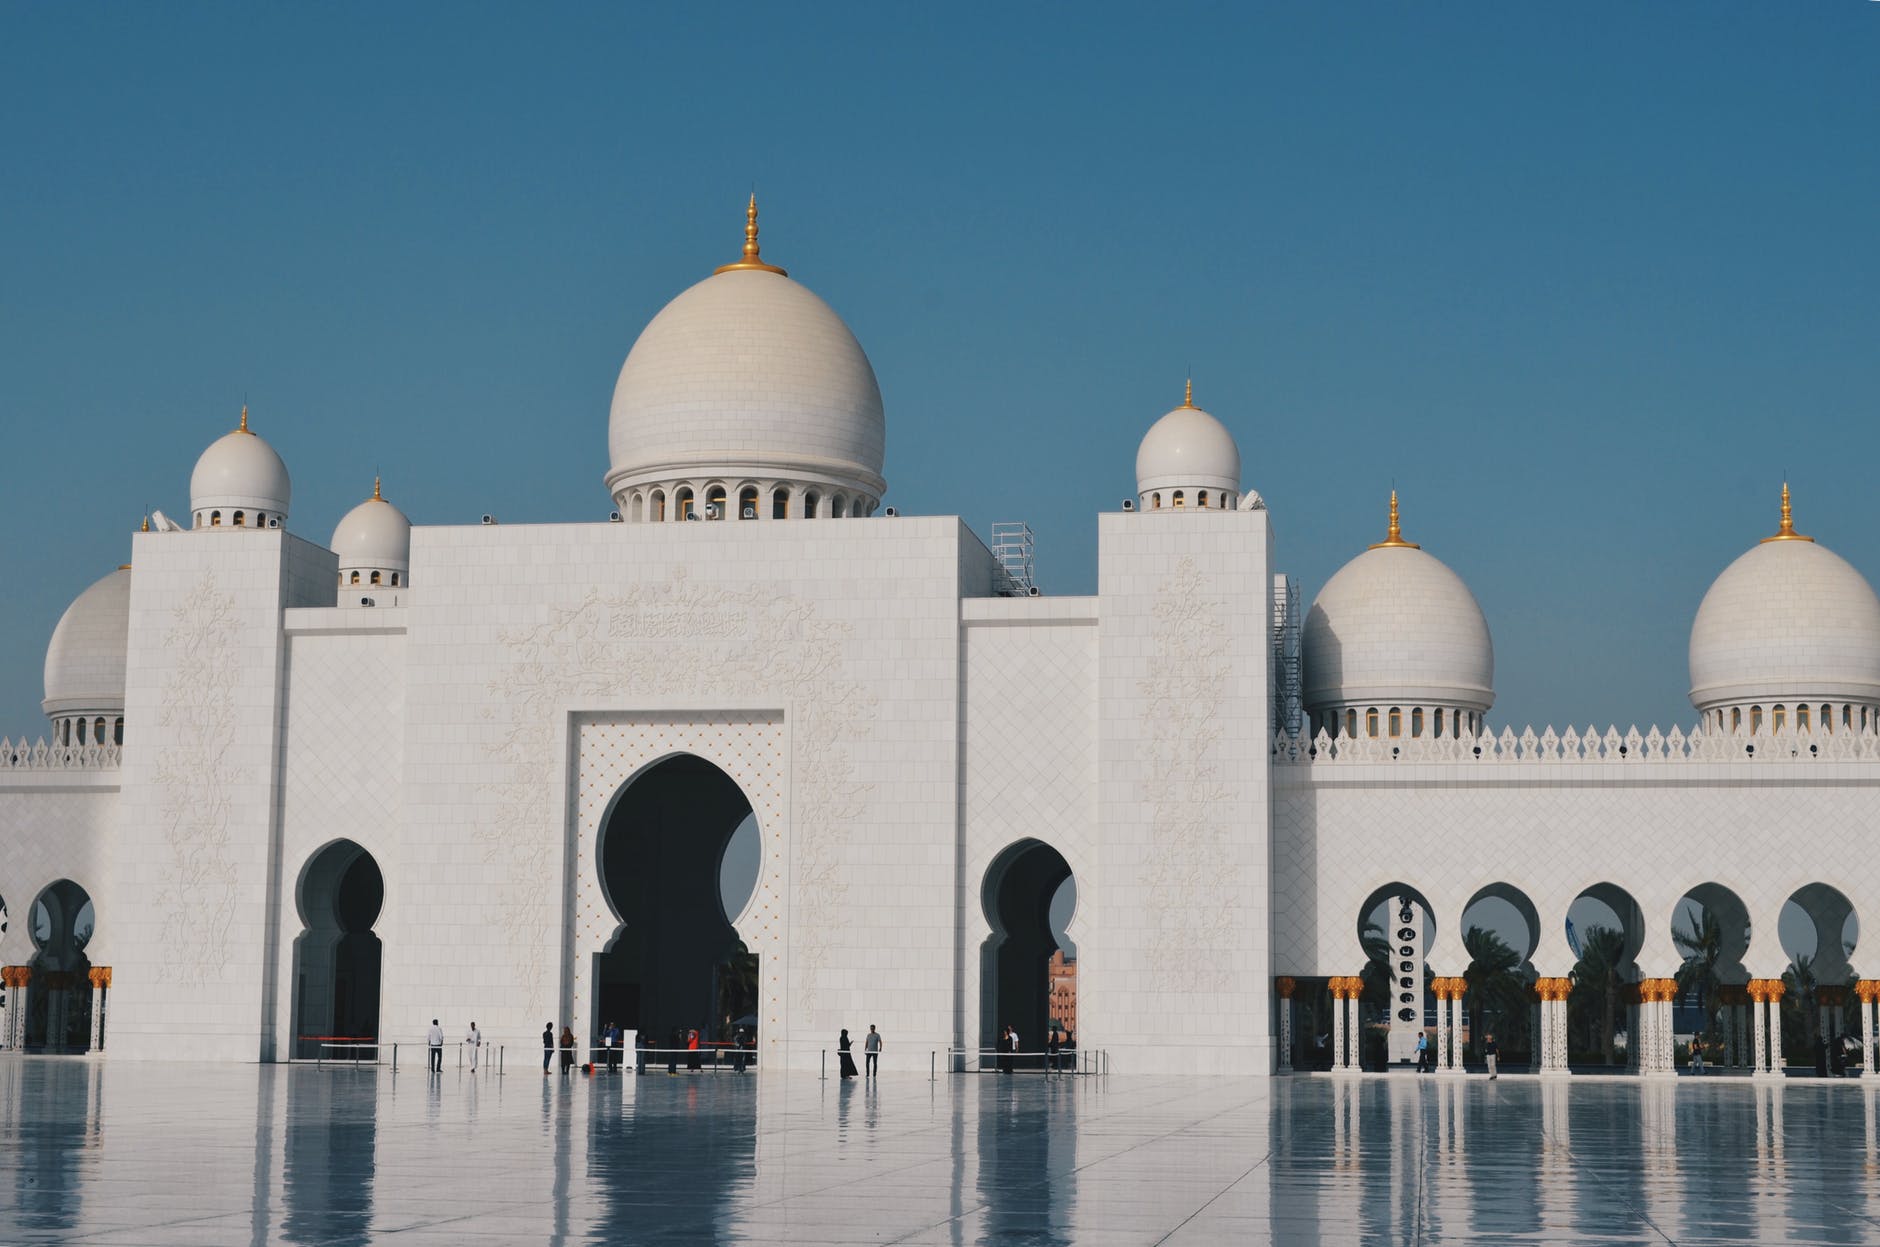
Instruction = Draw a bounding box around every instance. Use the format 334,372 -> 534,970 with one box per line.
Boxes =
3,202 -> 1876,1077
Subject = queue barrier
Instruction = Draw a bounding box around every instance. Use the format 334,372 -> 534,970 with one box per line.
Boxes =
943,1046 -> 1105,1075
577,1044 -> 757,1074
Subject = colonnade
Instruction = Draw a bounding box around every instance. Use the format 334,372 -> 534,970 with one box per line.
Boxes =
0,964 -> 110,1052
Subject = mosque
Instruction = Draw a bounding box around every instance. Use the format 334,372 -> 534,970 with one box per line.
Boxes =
3,200 -> 1877,1078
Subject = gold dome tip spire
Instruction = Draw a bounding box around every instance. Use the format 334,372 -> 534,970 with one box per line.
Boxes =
713,193 -> 789,276
373,475 -> 383,501
1369,489 -> 1421,550
237,404 -> 252,434
1181,377 -> 1195,408
140,514 -> 149,533
1761,480 -> 1814,543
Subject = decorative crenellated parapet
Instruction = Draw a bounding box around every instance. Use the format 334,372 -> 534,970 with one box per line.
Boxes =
0,737 -> 122,771
1273,721 -> 1880,766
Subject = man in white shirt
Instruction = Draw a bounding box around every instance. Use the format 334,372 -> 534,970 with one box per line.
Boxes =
427,1018 -> 446,1072
465,1021 -> 482,1073
864,1024 -> 882,1077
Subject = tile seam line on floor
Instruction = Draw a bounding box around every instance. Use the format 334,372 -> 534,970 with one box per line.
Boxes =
1148,1146 -> 1275,1247
1535,1101 -> 1676,1245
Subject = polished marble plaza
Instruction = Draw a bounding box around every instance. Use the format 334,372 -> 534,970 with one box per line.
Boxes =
2,1060 -> 1878,1245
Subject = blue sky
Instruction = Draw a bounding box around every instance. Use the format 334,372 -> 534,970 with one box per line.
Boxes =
3,3 -> 1877,737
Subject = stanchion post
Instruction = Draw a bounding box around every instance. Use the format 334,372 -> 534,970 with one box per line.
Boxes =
392,1042 -> 398,1073
930,1050 -> 936,1082
821,1049 -> 827,1081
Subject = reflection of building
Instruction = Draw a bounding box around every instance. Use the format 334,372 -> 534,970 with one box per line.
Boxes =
2,199 -> 1879,1077
1048,951 -> 1077,1037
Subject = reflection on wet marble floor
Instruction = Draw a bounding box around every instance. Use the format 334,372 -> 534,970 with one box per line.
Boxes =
2,1062 -> 1878,1246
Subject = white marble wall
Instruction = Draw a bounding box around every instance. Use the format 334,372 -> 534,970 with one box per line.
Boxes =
1093,510 -> 1275,1074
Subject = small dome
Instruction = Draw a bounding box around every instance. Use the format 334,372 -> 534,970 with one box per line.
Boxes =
1688,488 -> 1880,711
1135,381 -> 1241,502
604,198 -> 886,511
332,479 -> 412,575
43,567 -> 131,719
190,407 -> 291,526
1302,495 -> 1494,714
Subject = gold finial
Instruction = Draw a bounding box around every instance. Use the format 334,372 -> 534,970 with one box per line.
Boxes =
373,475 -> 383,501
714,194 -> 788,276
1369,489 -> 1421,550
1181,377 -> 1195,409
237,404 -> 252,434
140,514 -> 149,533
1761,480 -> 1814,543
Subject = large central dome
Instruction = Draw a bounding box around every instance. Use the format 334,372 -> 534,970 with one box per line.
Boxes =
605,199 -> 886,520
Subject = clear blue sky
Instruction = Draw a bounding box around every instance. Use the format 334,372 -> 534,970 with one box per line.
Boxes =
4,4 -> 1877,737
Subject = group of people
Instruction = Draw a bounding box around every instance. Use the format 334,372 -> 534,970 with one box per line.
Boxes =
1411,1029 -> 1497,1076
423,1019 -> 484,1073
836,1025 -> 883,1078
536,1022 -> 757,1076
990,1024 -> 1075,1073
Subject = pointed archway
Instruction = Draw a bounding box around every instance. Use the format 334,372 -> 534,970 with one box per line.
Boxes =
25,880 -> 93,1052
292,841 -> 384,1060
981,838 -> 1075,1070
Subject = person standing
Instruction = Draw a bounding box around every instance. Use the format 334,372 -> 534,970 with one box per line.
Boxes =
559,1025 -> 575,1075
427,1019 -> 446,1073
1414,1030 -> 1429,1073
543,1023 -> 554,1075
465,1021 -> 481,1073
687,1028 -> 702,1072
1047,1027 -> 1061,1074
635,1029 -> 651,1077
1689,1035 -> 1704,1075
864,1024 -> 882,1078
838,1028 -> 859,1078
603,1021 -> 621,1074
1483,1032 -> 1499,1080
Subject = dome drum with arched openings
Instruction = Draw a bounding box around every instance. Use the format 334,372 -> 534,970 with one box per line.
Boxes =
1134,380 -> 1242,511
1689,485 -> 1880,730
190,407 -> 291,530
331,477 -> 412,596
605,198 -> 887,521
1301,493 -> 1494,738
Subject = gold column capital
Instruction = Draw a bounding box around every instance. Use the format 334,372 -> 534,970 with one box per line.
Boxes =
1855,979 -> 1880,1004
1274,975 -> 1297,999
87,966 -> 112,990
0,965 -> 29,989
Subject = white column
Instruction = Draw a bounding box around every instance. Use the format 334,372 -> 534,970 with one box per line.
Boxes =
1447,995 -> 1461,1071
1866,999 -> 1879,1080
1436,993 -> 1451,1072
1752,996 -> 1769,1075
1769,997 -> 1785,1073
88,980 -> 103,1051
1333,993 -> 1348,1071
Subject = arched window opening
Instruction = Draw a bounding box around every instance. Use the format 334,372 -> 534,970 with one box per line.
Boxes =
1151,493 -> 1161,509
1411,708 -> 1424,737
1797,704 -> 1811,732
1731,707 -> 1742,732
651,491 -> 667,522
349,572 -> 360,585
1345,709 -> 1357,739
113,718 -> 123,746
629,494 -> 643,524
804,491 -> 821,519
390,573 -> 400,587
772,487 -> 790,520
676,488 -> 695,521
369,571 -> 381,586
1366,707 -> 1380,738
1750,706 -> 1763,734
93,717 -> 105,745
739,486 -> 759,520
1433,708 -> 1444,738
210,511 -> 222,527
705,485 -> 727,519
1198,490 -> 1209,509
233,511 -> 245,527
76,718 -> 88,745
1173,491 -> 1185,508
1772,704 -> 1786,733
1388,708 -> 1402,738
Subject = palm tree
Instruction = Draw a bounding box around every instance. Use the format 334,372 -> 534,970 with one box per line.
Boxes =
1782,953 -> 1818,1060
1672,903 -> 1724,1041
1570,925 -> 1628,1065
1463,925 -> 1527,1060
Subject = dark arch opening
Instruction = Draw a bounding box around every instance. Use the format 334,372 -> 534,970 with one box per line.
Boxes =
593,755 -> 759,1054
981,838 -> 1074,1070
1565,881 -> 1644,1068
1460,883 -> 1541,1067
25,879 -> 94,1052
292,840 -> 384,1060
1356,882 -> 1437,1069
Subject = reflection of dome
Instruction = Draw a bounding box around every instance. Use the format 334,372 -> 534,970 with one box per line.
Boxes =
1303,494 -> 1494,730
332,478 -> 412,588
190,407 -> 291,528
43,567 -> 131,726
1134,381 -> 1241,510
605,198 -> 886,520
1689,486 -> 1880,720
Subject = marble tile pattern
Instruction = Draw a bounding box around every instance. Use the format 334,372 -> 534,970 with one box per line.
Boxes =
3,1062 -> 1878,1245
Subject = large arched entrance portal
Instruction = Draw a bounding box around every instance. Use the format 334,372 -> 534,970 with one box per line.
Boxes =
292,841 -> 384,1060
593,755 -> 760,1053
25,880 -> 93,1052
981,839 -> 1075,1070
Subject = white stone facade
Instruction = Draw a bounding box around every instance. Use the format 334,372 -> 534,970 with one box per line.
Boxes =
3,206 -> 1875,1076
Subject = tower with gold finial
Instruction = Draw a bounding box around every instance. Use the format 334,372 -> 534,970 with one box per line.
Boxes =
1760,481 -> 1813,544
1133,377 -> 1243,511
714,194 -> 788,276
189,405 -> 292,529
332,475 -> 412,602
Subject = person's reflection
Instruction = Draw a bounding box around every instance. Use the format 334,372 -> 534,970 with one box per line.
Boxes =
584,1064 -> 756,1241
282,1068 -> 376,1246
974,1070 -> 1075,1245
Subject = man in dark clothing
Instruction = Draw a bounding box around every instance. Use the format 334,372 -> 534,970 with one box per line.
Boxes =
542,1023 -> 554,1074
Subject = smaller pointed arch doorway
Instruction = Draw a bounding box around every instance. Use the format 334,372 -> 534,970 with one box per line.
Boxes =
292,841 -> 384,1060
25,880 -> 95,1052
